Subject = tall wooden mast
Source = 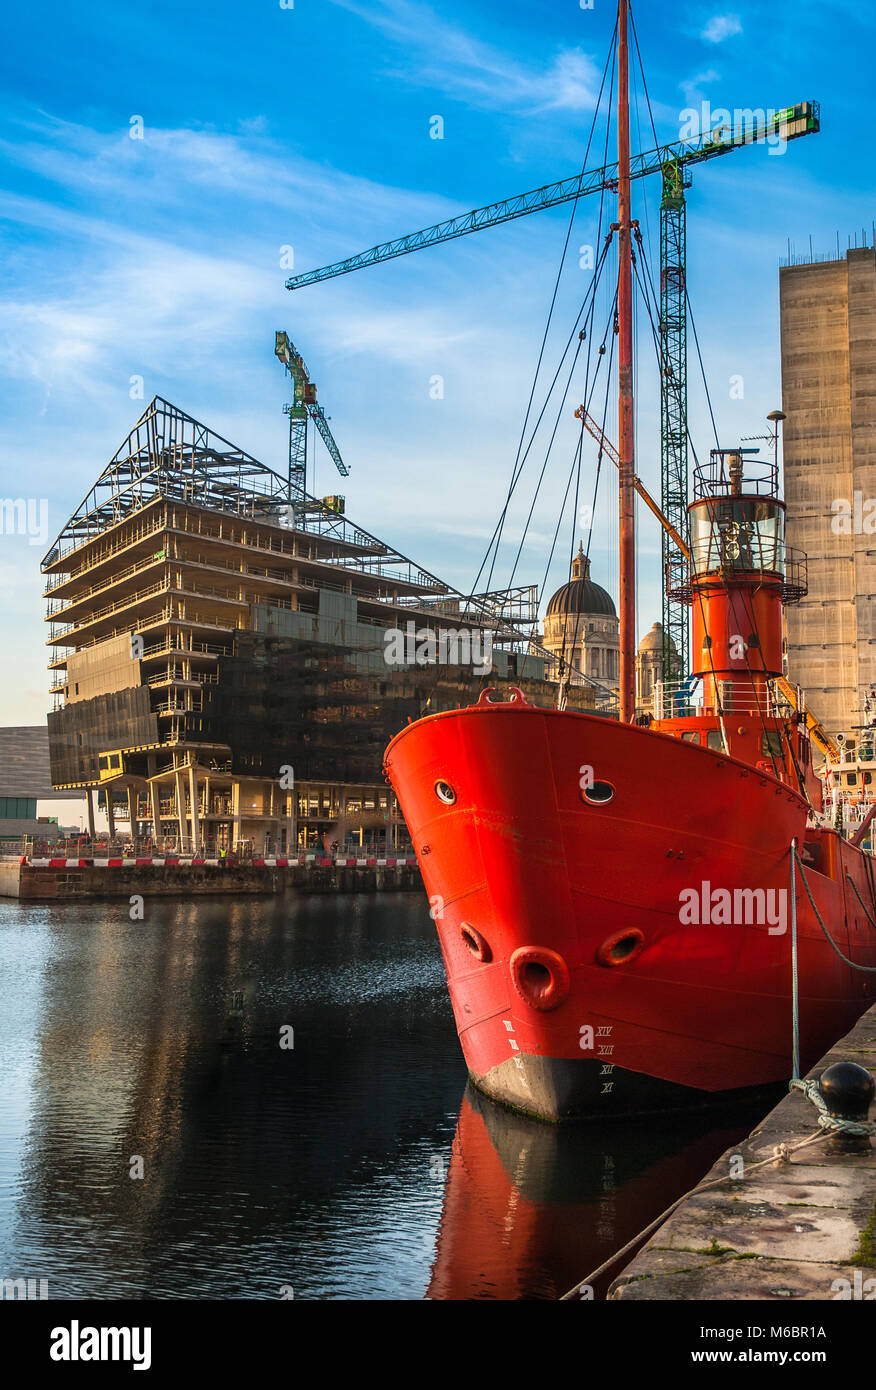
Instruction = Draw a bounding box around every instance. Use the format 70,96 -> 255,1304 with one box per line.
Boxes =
617,0 -> 636,721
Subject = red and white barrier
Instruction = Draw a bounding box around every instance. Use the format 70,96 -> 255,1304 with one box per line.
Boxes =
23,855 -> 418,870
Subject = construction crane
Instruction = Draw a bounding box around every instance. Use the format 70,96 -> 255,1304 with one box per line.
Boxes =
286,102 -> 820,677
274,330 -> 350,505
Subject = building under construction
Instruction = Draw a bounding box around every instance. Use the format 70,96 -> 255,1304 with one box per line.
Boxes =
42,394 -> 594,856
780,242 -> 876,738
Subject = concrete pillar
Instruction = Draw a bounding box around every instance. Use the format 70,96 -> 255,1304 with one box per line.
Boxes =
127,784 -> 137,842
175,769 -> 186,851
188,764 -> 200,853
232,779 -> 241,853
106,794 -> 116,840
86,788 -> 96,841
149,780 -> 162,847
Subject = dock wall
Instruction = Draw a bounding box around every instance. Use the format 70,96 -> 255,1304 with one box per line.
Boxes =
0,856 -> 422,900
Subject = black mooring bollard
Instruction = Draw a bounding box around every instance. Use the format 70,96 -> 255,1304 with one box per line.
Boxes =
818,1062 -> 875,1153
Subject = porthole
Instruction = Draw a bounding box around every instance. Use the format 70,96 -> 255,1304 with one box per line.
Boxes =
581,780 -> 615,805
460,923 -> 492,963
509,946 -> 571,1011
435,780 -> 456,805
596,929 -> 645,968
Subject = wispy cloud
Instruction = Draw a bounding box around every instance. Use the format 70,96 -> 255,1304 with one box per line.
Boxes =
331,0 -> 601,112
0,112 -> 488,411
679,69 -> 721,110
701,14 -> 743,44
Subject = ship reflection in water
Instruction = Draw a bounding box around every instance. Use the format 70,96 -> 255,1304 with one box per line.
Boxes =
428,1084 -> 777,1300
0,896 -> 775,1300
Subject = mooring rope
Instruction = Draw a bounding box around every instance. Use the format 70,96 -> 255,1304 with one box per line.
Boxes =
792,843 -> 876,973
846,869 -> 876,932
558,1125 -> 834,1301
789,1078 -> 876,1136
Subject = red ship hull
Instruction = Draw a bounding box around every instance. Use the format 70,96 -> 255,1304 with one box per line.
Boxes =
385,699 -> 876,1121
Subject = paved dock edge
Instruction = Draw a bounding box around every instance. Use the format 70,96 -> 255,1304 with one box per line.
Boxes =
608,1003 -> 876,1300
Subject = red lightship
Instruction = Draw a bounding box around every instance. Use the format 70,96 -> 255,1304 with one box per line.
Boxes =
383,2 -> 876,1120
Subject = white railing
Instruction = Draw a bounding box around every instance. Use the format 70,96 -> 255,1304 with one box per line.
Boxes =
650,676 -> 792,721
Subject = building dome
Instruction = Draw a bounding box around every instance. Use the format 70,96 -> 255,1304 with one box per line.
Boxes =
638,621 -> 671,654
636,620 -> 682,712
546,545 -> 616,618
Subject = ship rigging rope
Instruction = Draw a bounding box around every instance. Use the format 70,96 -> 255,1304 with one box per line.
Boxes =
482,14 -> 651,696
630,244 -> 745,752
470,24 -> 618,604
503,284 -> 607,597
482,59 -> 620,608
558,285 -> 619,693
632,227 -> 789,776
469,232 -> 613,609
416,247 -> 618,703
537,408 -> 602,638
687,281 -> 722,450
443,249 -> 619,704
792,843 -> 876,973
415,242 -> 617,704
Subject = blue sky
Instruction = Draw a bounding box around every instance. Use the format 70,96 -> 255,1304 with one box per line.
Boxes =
1,0 -> 874,732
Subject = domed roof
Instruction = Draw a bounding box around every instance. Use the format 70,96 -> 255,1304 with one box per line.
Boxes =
638,621 -> 675,653
546,545 -> 616,618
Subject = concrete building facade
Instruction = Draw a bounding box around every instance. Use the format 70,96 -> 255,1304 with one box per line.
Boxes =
780,245 -> 876,737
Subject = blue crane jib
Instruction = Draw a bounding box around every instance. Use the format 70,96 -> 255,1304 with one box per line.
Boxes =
285,103 -> 818,292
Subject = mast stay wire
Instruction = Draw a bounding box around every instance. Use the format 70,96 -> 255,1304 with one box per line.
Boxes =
502,236 -> 617,596
533,276 -> 620,692
468,21 -> 619,606
469,237 -> 614,616
659,275 -> 782,774
557,286 -> 620,697
490,26 -> 621,651
630,247 -> 736,748
418,246 -> 620,704
482,40 -> 619,603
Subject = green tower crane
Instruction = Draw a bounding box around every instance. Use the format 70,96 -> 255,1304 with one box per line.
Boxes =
275,330 -> 350,506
